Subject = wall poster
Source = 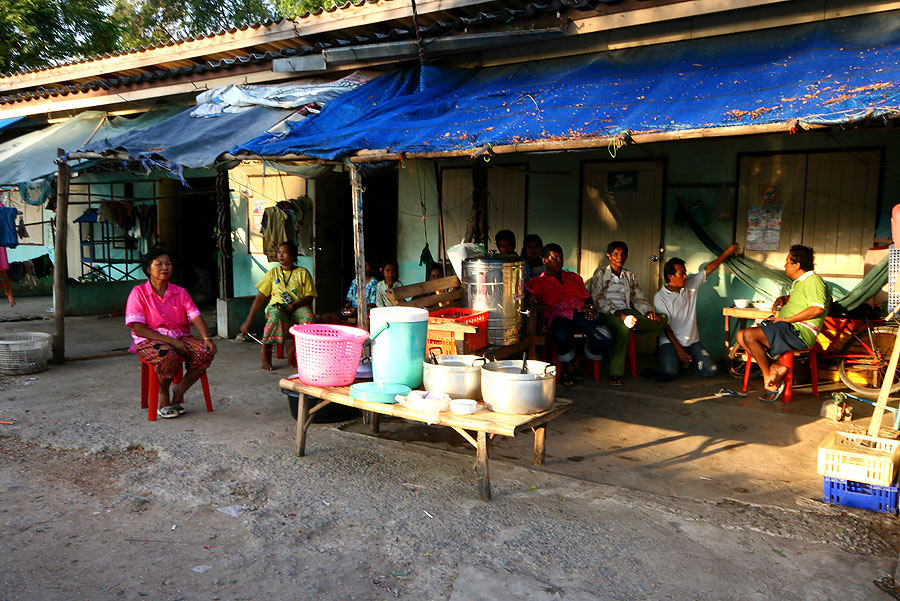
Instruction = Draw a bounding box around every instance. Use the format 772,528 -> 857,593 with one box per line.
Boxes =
746,205 -> 781,251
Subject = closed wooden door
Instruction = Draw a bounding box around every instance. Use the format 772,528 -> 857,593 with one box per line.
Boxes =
579,161 -> 664,293
440,166 -> 527,250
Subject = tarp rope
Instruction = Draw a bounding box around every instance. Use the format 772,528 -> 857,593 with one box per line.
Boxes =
679,209 -> 888,312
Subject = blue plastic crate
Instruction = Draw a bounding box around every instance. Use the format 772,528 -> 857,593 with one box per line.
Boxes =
823,476 -> 899,514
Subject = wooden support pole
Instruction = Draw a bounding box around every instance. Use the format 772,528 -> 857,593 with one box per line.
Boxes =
476,430 -> 491,501
867,328 -> 900,437
349,165 -> 369,332
52,150 -> 70,365
434,161 -> 447,274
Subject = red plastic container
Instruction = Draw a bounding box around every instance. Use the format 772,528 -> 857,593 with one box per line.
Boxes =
427,308 -> 489,353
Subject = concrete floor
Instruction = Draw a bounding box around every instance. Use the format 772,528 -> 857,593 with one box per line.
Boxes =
1,295 -> 898,600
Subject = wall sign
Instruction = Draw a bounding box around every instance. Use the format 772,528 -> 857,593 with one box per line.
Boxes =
746,205 -> 782,251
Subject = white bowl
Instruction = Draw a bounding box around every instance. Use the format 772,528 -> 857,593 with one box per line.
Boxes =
733,299 -> 751,309
753,300 -> 772,311
450,398 -> 479,415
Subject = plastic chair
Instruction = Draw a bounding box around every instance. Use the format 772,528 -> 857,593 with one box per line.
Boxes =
741,343 -> 820,403
276,343 -> 284,359
625,331 -> 638,378
545,333 -> 602,382
140,358 -> 213,421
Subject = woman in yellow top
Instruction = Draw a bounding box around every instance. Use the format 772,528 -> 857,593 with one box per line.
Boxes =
241,242 -> 317,370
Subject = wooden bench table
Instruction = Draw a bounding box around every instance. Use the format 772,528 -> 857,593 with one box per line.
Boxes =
279,377 -> 572,501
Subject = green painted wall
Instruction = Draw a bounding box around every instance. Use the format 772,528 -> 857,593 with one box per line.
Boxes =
397,127 -> 900,360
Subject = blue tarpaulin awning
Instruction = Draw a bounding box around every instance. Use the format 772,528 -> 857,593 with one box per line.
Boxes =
0,117 -> 23,132
235,13 -> 900,160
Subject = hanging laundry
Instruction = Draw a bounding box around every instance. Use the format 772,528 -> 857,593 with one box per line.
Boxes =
16,216 -> 28,239
0,206 -> 18,248
261,206 -> 289,261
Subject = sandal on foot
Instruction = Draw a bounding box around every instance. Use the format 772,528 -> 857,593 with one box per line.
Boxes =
609,375 -> 623,386
758,381 -> 786,403
157,406 -> 180,419
171,403 -> 187,415
561,373 -> 576,387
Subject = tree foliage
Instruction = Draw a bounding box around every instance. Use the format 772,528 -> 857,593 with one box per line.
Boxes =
0,0 -> 343,75
0,0 -> 120,73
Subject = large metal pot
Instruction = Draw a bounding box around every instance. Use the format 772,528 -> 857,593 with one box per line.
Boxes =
463,254 -> 524,346
481,359 -> 557,415
422,355 -> 486,399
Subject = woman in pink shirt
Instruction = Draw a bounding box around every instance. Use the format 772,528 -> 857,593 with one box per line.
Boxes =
125,249 -> 217,419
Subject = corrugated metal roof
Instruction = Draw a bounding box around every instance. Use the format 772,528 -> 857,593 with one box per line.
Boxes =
0,0 -> 615,78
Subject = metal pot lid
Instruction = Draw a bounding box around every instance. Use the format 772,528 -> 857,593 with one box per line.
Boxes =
349,382 -> 410,404
463,253 -> 523,264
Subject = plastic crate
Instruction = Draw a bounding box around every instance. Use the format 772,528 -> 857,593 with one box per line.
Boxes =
426,329 -> 457,356
889,245 -> 900,311
823,476 -> 899,514
428,308 -> 489,352
817,431 -> 900,486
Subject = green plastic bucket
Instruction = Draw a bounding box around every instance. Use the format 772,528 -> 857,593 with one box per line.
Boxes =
369,307 -> 429,389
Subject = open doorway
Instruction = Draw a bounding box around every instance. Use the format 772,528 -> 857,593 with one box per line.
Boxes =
312,168 -> 398,314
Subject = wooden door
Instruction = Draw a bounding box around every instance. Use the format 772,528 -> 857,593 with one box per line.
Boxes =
312,174 -> 349,314
579,161 -> 664,292
440,166 -> 527,250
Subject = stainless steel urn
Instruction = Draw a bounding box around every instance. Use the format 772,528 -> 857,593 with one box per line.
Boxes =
462,254 -> 524,346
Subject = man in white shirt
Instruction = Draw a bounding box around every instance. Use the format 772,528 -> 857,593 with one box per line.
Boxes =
653,243 -> 738,379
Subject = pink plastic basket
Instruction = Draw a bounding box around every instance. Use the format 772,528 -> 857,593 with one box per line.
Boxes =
290,324 -> 370,387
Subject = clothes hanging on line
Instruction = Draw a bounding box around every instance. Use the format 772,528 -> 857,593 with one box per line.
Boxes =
0,206 -> 18,248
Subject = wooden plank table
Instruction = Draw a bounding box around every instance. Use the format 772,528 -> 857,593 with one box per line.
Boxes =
279,377 -> 572,501
722,307 -> 772,351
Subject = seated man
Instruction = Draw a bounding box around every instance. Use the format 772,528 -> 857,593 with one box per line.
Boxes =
590,241 -> 668,386
653,243 -> 738,380
526,244 -> 614,387
736,244 -> 830,401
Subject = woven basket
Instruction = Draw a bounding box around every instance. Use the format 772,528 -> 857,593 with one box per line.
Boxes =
0,332 -> 53,375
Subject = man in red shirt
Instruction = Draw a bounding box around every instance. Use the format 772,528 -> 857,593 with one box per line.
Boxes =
525,243 -> 614,386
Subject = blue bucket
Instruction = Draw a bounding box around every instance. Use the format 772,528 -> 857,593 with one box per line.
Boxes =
369,307 -> 429,389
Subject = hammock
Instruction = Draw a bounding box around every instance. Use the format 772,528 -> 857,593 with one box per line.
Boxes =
681,209 -> 888,312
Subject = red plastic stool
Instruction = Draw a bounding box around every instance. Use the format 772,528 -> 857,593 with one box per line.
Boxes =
545,333 -> 602,382
276,343 -> 284,359
624,331 -> 638,378
140,358 -> 213,421
741,344 -> 820,403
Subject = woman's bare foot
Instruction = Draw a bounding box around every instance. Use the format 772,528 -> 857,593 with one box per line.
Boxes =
766,364 -> 789,391
261,361 -> 274,371
261,344 -> 274,371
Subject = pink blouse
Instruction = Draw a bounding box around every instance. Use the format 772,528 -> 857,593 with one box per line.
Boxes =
125,281 -> 201,348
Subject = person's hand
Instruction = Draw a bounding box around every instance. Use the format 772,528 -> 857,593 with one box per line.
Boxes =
583,306 -> 596,320
203,338 -> 218,354
239,320 -> 251,336
526,293 -> 538,306
772,296 -> 787,312
170,338 -> 187,356
615,310 -> 626,320
646,311 -> 660,322
675,344 -> 691,365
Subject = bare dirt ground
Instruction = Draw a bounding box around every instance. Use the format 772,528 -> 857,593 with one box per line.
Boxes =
1,297 -> 899,600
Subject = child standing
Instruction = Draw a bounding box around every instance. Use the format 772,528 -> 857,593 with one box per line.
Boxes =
374,260 -> 403,307
241,242 -> 316,370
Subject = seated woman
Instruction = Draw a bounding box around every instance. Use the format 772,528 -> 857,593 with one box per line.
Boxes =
375,260 -> 403,307
521,234 -> 545,282
241,242 -> 317,371
126,248 -> 217,419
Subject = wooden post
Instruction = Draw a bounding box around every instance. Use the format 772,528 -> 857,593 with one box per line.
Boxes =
476,430 -> 491,501
294,393 -> 309,456
867,328 -> 900,437
52,150 -> 70,365
433,161 -> 447,274
533,425 -> 546,466
349,165 -> 368,332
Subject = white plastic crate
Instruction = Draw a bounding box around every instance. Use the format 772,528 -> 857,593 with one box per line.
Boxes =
817,431 -> 900,486
889,245 -> 900,311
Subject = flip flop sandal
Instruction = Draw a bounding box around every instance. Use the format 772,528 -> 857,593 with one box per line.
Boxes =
157,406 -> 180,419
170,404 -> 187,415
608,376 -> 623,386
574,372 -> 585,382
758,381 -> 786,403
560,373 -> 577,387
716,388 -> 748,398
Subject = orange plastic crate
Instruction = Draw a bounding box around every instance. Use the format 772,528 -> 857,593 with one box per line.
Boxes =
426,329 -> 458,356
428,308 -> 489,352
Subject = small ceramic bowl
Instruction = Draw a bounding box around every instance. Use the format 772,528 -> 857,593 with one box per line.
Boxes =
752,300 -> 772,311
733,299 -> 751,309
450,398 -> 479,415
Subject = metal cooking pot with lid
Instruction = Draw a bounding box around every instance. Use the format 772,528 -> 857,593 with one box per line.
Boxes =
480,359 -> 556,415
463,254 -> 524,346
423,354 -> 485,399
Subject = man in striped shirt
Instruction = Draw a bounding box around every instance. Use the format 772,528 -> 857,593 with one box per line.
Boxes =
736,245 -> 830,402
